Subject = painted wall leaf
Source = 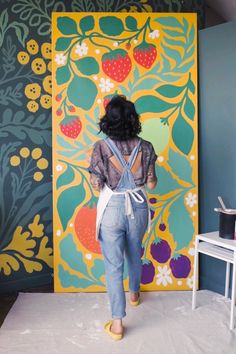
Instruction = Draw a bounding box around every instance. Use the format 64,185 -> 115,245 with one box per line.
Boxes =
184,96 -> 195,121
91,258 -> 105,281
168,195 -> 194,251
188,79 -> 195,94
99,16 -> 124,36
135,95 -> 174,114
164,36 -> 185,49
155,16 -> 183,29
67,76 -> 97,110
57,16 -> 78,35
172,113 -> 194,155
55,37 -> 73,51
161,43 -> 181,64
58,264 -> 93,288
57,179 -> 86,231
162,29 -> 184,37
125,16 -> 137,30
10,22 -> 29,47
80,15 -> 94,32
175,59 -> 194,73
56,65 -> 71,85
60,233 -> 90,277
56,165 -> 75,189
168,148 -> 193,184
148,165 -> 181,196
75,57 -> 99,76
134,78 -> 159,92
156,84 -> 184,98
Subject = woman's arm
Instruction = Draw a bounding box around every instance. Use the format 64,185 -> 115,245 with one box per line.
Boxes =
90,173 -> 103,192
146,163 -> 157,189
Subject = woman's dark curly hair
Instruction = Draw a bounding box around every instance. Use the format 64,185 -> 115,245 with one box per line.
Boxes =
99,95 -> 142,140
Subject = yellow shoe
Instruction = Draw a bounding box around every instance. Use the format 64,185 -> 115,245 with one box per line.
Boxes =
104,321 -> 123,341
130,293 -> 140,306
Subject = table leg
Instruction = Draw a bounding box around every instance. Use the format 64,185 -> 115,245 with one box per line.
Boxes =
225,262 -> 230,298
230,252 -> 236,330
192,237 -> 199,310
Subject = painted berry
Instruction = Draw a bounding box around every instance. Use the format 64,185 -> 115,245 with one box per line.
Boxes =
150,209 -> 155,220
141,259 -> 155,284
169,254 -> 191,278
60,116 -> 82,139
69,105 -> 76,112
159,223 -> 166,231
125,43 -> 131,50
101,49 -> 132,82
149,197 -> 157,204
56,94 -> 62,102
150,237 -> 171,263
56,109 -> 62,116
133,42 -> 157,69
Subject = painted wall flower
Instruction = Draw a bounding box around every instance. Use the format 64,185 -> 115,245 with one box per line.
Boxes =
55,53 -> 67,65
148,29 -> 160,39
98,78 -> 114,93
156,265 -> 172,287
185,192 -> 197,208
75,42 -> 88,57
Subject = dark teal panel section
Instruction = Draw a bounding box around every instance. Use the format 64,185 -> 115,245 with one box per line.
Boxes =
199,21 -> 236,294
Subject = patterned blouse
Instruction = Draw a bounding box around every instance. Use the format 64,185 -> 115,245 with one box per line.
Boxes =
88,137 -> 157,191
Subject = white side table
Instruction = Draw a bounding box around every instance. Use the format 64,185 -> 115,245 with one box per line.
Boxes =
192,231 -> 236,330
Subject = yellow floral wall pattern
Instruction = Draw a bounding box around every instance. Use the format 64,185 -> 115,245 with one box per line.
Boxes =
52,12 -> 198,292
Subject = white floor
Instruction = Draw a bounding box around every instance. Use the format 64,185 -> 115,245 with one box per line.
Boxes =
1,290 -> 236,354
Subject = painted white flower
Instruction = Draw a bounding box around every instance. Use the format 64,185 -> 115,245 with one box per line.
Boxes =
97,98 -> 102,104
56,229 -> 61,236
185,192 -> 197,208
95,49 -> 100,54
190,155 -> 195,160
148,29 -> 160,39
98,78 -> 114,93
133,39 -> 138,44
56,164 -> 63,172
157,156 -> 164,163
75,42 -> 88,57
85,253 -> 92,260
177,280 -> 182,286
113,42 -> 119,47
55,53 -> 67,65
187,276 -> 193,289
156,265 -> 172,287
188,247 -> 195,256
93,75 -> 98,80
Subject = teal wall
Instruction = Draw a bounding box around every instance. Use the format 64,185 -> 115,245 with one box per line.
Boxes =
198,20 -> 236,293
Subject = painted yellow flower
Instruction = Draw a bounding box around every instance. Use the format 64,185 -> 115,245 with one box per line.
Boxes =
31,148 -> 42,160
31,58 -> 46,75
34,171 -> 44,182
27,100 -> 39,113
10,155 -> 20,166
25,83 -> 41,100
26,39 -> 39,55
17,51 -> 30,65
41,42 -> 52,59
20,147 -> 30,158
47,61 -> 52,72
37,158 -> 48,170
40,94 -> 51,109
43,75 -> 52,94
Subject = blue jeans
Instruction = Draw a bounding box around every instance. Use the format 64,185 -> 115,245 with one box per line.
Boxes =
99,192 -> 148,319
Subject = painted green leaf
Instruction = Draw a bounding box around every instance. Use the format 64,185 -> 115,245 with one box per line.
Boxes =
156,84 -> 184,98
134,78 -> 159,92
68,76 -> 97,110
57,16 -> 78,35
57,180 -> 86,231
168,196 -> 194,251
125,16 -> 137,30
164,36 -> 185,48
80,15 -> 94,32
172,113 -> 194,155
155,16 -> 183,28
168,148 -> 193,184
59,264 -> 93,288
56,65 -> 71,85
60,234 -> 90,276
75,57 -> 99,76
10,22 -> 29,47
56,37 -> 73,51
162,43 -> 181,64
163,29 -> 184,37
184,96 -> 195,121
56,165 -> 75,189
91,258 -> 105,281
188,24 -> 195,43
135,95 -> 174,114
99,16 -> 124,36
188,79 -> 195,94
139,118 -> 170,155
148,165 -> 181,196
175,59 -> 194,73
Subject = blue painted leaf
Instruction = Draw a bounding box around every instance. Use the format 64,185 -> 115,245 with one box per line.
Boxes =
163,29 -> 184,37
164,36 -> 185,48
188,25 -> 195,43
58,264 -> 93,288
56,65 -> 71,85
175,60 -> 194,73
80,15 -> 94,33
75,57 -> 99,76
125,16 -> 137,30
161,54 -> 171,72
99,16 -> 124,36
133,65 -> 140,83
184,96 -> 195,121
55,37 -> 73,51
91,258 -> 105,281
83,132 -> 92,145
57,135 -> 75,149
168,148 -> 193,184
188,79 -> 195,94
161,43 -> 181,64
57,179 -> 86,231
134,78 -> 158,91
168,195 -> 194,251
60,233 -> 90,277
57,17 -> 78,35
87,124 -> 99,136
148,165 -> 181,196
156,84 -> 184,98
57,150 -> 78,158
135,95 -> 174,114
68,76 -> 97,110
172,113 -> 194,155
56,165 -> 75,189
155,17 -> 183,29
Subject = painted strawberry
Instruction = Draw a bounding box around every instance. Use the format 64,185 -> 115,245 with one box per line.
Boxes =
133,42 -> 157,69
60,115 -> 82,139
101,49 -> 132,82
159,223 -> 166,231
150,237 -> 171,263
169,253 -> 191,278
141,259 -> 155,284
74,201 -> 101,254
103,91 -> 118,109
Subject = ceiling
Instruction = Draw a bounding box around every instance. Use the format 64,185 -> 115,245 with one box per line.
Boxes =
206,0 -> 236,27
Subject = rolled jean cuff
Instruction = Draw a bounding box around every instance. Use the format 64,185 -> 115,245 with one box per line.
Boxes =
112,312 -> 126,319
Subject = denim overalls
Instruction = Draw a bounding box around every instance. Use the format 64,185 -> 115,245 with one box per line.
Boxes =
98,137 -> 149,319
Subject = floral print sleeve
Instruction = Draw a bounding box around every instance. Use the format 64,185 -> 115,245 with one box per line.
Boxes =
88,142 -> 106,190
146,144 -> 157,183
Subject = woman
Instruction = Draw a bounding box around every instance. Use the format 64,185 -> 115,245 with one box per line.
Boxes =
88,95 -> 157,340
